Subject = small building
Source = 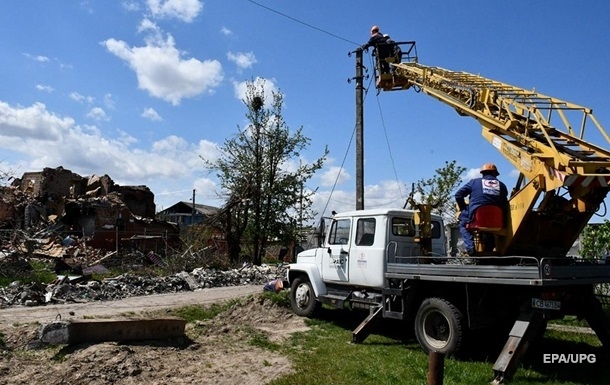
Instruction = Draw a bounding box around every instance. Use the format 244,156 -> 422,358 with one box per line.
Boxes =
156,201 -> 220,226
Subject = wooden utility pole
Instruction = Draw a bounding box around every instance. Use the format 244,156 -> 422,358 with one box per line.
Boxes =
355,48 -> 364,210
191,189 -> 196,225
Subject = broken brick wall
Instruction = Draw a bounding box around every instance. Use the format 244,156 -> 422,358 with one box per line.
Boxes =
0,200 -> 16,223
86,174 -> 114,197
20,167 -> 83,199
115,185 -> 156,218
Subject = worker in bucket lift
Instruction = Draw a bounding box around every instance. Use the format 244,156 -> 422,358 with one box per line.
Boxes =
383,34 -> 402,66
455,163 -> 508,256
360,25 -> 392,75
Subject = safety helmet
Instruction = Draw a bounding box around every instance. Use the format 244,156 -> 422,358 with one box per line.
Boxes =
371,25 -> 379,34
480,163 -> 499,176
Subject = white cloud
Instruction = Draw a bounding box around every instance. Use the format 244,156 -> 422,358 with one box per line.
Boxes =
232,77 -> 277,105
0,101 -> 73,140
320,165 -> 350,186
103,27 -> 223,106
227,51 -> 257,70
220,26 -> 233,36
69,92 -> 94,104
24,53 -> 49,63
36,84 -> 54,93
142,107 -> 162,121
122,0 -> 140,12
464,167 -> 481,181
86,107 -> 109,121
80,0 -> 94,14
103,94 -> 115,110
147,0 -> 203,23
0,101 -> 211,183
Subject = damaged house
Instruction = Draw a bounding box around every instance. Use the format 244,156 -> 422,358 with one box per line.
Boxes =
1,166 -> 179,256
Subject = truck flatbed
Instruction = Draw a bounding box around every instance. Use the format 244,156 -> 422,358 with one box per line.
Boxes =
386,256 -> 610,286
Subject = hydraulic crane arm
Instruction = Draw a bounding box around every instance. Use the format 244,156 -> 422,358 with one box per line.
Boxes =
382,59 -> 610,256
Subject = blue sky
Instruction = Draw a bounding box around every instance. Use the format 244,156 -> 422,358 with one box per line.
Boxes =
1,0 -> 610,224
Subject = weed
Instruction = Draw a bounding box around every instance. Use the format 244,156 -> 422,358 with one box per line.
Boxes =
261,290 -> 291,308
249,330 -> 280,351
166,299 -> 240,323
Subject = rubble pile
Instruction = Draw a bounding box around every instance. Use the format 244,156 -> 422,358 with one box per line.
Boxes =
0,166 -> 289,310
0,264 -> 287,308
0,166 -> 180,257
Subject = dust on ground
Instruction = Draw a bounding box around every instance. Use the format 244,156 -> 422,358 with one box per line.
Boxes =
0,295 -> 309,385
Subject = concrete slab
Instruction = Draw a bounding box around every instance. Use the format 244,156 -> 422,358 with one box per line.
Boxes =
39,317 -> 186,345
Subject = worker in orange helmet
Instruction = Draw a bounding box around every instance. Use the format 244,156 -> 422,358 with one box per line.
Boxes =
360,25 -> 392,74
455,163 -> 508,256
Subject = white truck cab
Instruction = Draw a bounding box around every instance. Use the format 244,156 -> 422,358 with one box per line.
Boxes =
288,208 -> 446,314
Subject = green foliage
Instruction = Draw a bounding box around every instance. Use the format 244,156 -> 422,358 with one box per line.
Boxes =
580,220 -> 610,259
166,300 -> 239,323
0,260 -> 56,287
261,289 -> 291,308
410,160 -> 466,224
204,79 -> 328,264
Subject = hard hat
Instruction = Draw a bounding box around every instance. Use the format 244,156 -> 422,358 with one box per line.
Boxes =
383,34 -> 390,38
371,25 -> 379,34
480,163 -> 499,176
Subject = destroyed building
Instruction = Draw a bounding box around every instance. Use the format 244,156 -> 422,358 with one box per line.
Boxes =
1,166 -> 179,255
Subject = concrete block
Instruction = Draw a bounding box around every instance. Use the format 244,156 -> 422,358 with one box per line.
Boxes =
39,317 -> 186,345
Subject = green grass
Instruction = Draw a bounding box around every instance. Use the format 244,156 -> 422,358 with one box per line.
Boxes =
248,329 -> 281,351
264,308 -> 610,385
0,260 -> 56,287
165,299 -> 240,323
260,289 -> 291,308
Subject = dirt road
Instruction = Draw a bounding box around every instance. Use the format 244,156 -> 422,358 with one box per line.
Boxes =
1,284 -> 307,385
0,284 -> 261,326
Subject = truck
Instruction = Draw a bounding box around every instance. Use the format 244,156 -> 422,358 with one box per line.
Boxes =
286,42 -> 610,383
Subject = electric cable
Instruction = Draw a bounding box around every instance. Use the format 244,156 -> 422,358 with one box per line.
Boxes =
245,0 -> 360,46
375,93 -> 406,200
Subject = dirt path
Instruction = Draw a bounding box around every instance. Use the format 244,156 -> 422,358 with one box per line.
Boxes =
0,284 -> 261,326
0,284 -> 308,385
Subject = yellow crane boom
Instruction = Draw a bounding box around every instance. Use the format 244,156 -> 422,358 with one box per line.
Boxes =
381,58 -> 610,256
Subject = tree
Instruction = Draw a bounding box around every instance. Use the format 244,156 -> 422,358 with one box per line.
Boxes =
0,163 -> 16,185
407,160 -> 466,225
206,80 -> 328,265
580,221 -> 610,259
580,221 -> 610,296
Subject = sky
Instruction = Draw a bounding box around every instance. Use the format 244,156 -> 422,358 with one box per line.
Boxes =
1,0 -> 610,225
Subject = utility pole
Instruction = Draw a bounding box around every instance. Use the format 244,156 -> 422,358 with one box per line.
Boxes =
191,189 -> 196,225
355,48 -> 365,210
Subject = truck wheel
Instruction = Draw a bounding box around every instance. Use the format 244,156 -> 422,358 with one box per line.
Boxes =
414,297 -> 464,356
290,276 -> 320,317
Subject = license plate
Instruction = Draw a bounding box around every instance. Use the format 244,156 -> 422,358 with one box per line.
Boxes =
532,298 -> 561,310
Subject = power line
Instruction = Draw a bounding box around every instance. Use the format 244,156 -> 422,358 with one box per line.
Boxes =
246,0 -> 360,46
375,92 -> 405,200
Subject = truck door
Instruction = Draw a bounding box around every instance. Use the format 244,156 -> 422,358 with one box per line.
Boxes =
322,218 -> 351,282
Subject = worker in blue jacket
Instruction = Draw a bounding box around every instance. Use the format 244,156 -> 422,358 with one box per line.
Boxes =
455,163 -> 508,255
360,25 -> 392,74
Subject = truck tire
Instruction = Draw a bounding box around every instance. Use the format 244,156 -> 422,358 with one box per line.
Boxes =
414,297 -> 464,356
290,276 -> 320,317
